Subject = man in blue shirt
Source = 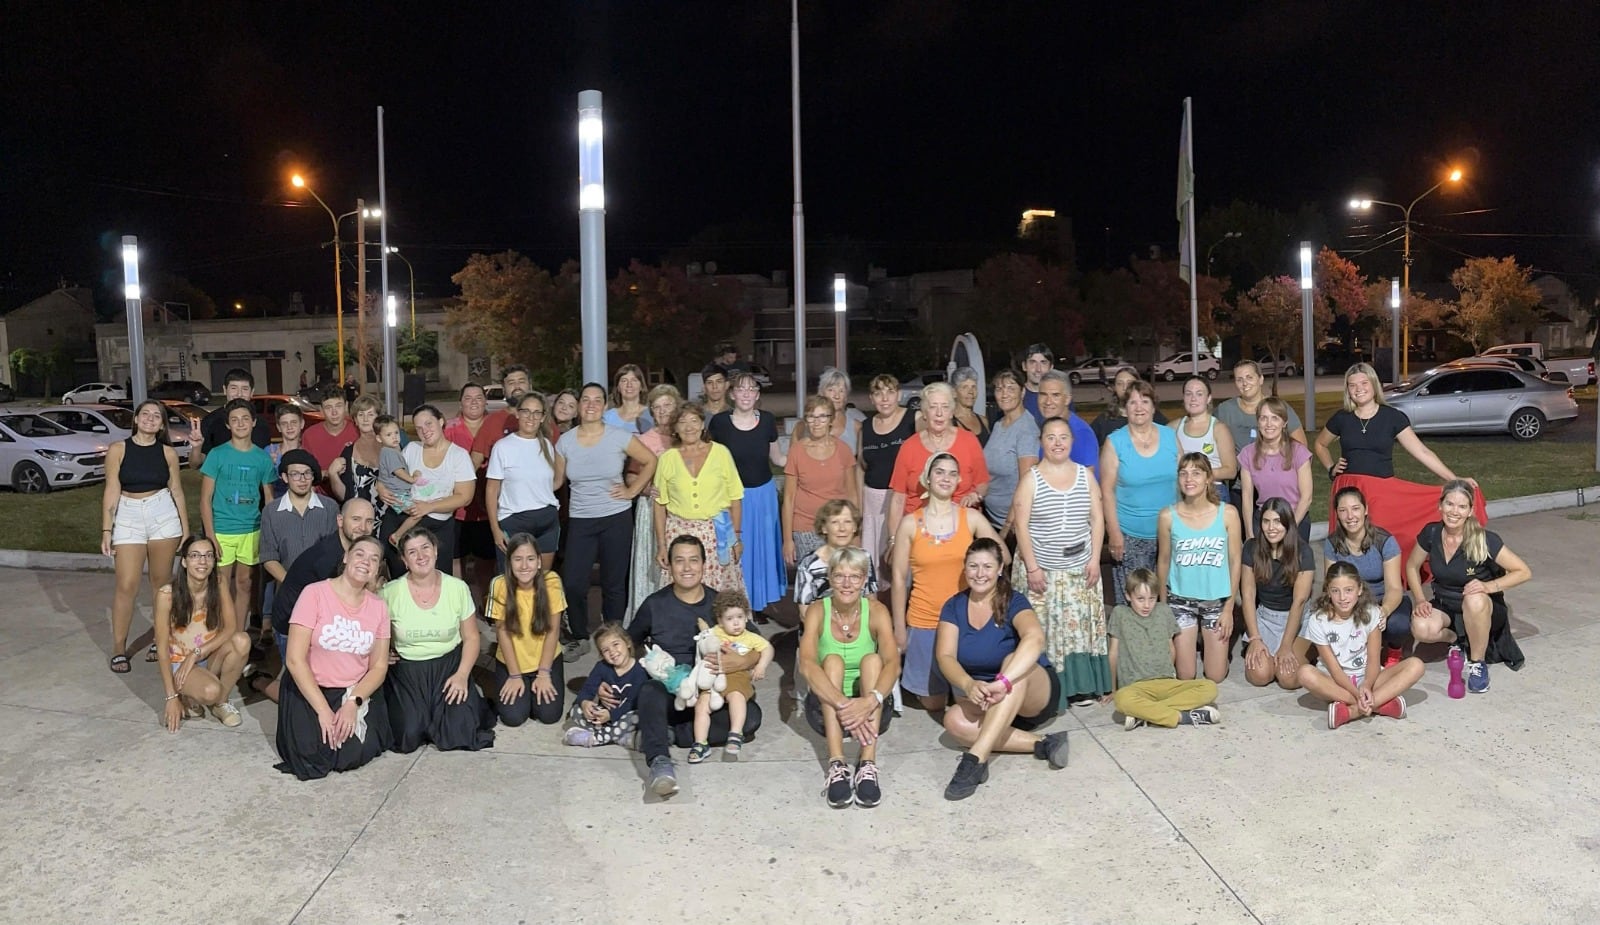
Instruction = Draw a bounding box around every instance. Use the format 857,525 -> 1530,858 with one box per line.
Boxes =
1037,370 -> 1098,474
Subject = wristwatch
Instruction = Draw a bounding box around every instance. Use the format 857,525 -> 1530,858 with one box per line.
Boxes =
870,689 -> 885,706
353,695 -> 365,707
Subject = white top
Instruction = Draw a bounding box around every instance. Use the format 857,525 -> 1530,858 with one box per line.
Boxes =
1299,604 -> 1383,676
402,440 -> 476,521
486,433 -> 560,520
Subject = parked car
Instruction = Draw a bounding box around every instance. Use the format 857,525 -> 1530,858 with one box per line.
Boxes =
1313,343 -> 1368,376
1385,366 -> 1577,441
61,382 -> 128,404
0,383 -> 13,403
1548,355 -> 1597,387
748,364 -> 774,390
899,370 -> 948,409
38,403 -> 194,464
0,411 -> 110,492
1065,356 -> 1134,385
483,384 -> 508,411
249,395 -> 325,440
1465,354 -> 1551,379
1148,351 -> 1219,382
150,379 -> 213,405
1252,354 -> 1301,377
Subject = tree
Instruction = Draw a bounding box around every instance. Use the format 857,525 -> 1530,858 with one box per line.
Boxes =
1449,256 -> 1540,351
608,261 -> 749,386
1124,258 -> 1228,350
396,329 -> 440,374
9,346 -> 68,397
1197,200 -> 1330,292
1360,282 -> 1451,348
964,253 -> 1082,361
1079,267 -> 1137,355
145,272 -> 218,321
1232,275 -> 1333,389
447,251 -> 582,390
315,336 -> 381,385
1316,247 -> 1368,323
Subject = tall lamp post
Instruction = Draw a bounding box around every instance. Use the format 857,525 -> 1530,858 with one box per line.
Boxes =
1348,167 -> 1463,377
578,90 -> 608,387
1300,242 -> 1315,431
122,236 -> 147,403
1390,278 -> 1402,384
1206,230 -> 1240,277
387,247 -> 417,336
833,274 -> 847,376
291,174 -> 345,385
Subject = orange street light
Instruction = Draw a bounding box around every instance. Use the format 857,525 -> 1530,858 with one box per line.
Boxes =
289,173 -> 346,385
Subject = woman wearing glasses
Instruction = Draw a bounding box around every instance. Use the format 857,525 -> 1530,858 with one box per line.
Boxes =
708,372 -> 788,610
486,392 -> 564,572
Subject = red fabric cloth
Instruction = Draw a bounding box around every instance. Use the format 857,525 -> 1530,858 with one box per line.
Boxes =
1328,474 -> 1488,574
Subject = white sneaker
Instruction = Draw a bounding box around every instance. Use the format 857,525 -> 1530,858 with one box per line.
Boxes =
210,702 -> 243,727
1124,715 -> 1145,731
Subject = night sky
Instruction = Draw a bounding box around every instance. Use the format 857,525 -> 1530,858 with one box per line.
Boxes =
5,1 -> 1598,314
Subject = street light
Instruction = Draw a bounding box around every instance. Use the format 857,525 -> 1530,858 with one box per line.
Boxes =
578,90 -> 607,386
122,236 -> 147,402
1206,230 -> 1241,276
833,274 -> 847,376
290,173 -> 347,385
1348,166 -> 1465,376
1300,242 -> 1315,431
1390,278 -> 1402,384
387,247 -> 417,336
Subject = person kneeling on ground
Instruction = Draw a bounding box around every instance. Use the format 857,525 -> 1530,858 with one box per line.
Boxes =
798,546 -> 899,808
566,622 -> 649,747
1298,562 -> 1424,729
687,590 -> 773,763
487,533 -> 567,727
155,535 -> 252,731
935,538 -> 1070,801
1109,568 -> 1221,730
629,535 -> 764,798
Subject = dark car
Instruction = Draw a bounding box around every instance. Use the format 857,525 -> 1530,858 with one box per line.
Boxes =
150,379 -> 212,405
0,382 -> 13,403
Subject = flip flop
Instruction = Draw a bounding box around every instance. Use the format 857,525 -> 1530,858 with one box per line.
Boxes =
145,643 -> 159,663
109,654 -> 131,674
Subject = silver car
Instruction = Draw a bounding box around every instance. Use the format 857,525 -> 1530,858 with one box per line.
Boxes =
1065,356 -> 1134,385
1385,366 -> 1578,441
37,403 -> 193,464
0,411 -> 110,492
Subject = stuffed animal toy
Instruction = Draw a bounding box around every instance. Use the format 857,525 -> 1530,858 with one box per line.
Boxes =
681,620 -> 727,712
640,644 -> 690,697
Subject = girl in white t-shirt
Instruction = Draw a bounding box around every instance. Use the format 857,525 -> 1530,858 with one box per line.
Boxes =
1296,561 -> 1423,730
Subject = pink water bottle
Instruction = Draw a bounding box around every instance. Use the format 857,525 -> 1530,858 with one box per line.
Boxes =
1447,647 -> 1466,699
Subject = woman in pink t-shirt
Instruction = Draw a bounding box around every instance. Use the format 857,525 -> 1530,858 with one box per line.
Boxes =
1238,396 -> 1313,543
783,395 -> 860,566
275,535 -> 394,780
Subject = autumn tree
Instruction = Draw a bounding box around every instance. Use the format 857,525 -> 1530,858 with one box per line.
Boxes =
1449,256 -> 1540,351
964,253 -> 1082,361
1078,267 -> 1136,356
1360,282 -> 1451,350
1231,275 -> 1327,388
1316,247 -> 1368,323
1124,258 -> 1227,351
447,251 -> 581,390
608,261 -> 749,386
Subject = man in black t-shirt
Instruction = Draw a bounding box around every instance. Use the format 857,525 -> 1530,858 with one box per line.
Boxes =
193,367 -> 271,468
626,535 -> 762,798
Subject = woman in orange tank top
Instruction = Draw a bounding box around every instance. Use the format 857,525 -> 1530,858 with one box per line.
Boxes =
889,453 -> 1003,711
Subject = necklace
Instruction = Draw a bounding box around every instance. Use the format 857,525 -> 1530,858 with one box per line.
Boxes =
920,504 -> 957,544
1355,405 -> 1378,434
832,605 -> 857,637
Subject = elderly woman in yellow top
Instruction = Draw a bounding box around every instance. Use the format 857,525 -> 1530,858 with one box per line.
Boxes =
652,402 -> 747,595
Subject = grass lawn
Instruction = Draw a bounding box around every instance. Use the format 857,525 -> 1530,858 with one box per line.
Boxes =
3,393 -> 1597,554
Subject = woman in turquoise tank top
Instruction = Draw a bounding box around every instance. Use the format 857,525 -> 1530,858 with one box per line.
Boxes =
798,546 -> 900,809
1157,453 -> 1241,684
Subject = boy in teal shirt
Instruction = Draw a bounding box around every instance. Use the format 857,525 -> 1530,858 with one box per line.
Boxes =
201,399 -> 276,640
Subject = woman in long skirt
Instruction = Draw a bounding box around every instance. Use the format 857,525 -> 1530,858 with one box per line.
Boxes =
706,373 -> 784,606
628,385 -> 680,618
654,403 -> 746,595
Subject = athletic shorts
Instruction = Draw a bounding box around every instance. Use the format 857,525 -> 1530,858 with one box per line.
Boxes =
457,520 -> 496,560
214,531 -> 261,567
111,490 -> 183,546
900,626 -> 950,698
1170,593 -> 1224,632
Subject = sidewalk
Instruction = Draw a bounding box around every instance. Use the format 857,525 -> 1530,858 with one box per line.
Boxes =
2,508 -> 1598,924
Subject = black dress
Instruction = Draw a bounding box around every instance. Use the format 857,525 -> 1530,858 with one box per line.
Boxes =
1416,521 -> 1524,669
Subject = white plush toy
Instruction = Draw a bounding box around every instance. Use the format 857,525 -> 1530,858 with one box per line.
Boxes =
679,620 -> 727,712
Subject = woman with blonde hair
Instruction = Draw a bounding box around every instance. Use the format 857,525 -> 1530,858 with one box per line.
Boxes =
1314,362 -> 1467,484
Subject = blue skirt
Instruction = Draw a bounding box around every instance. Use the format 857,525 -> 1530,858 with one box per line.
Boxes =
740,480 -> 787,610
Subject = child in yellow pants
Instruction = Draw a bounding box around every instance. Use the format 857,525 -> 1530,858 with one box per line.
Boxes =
1109,569 -> 1220,729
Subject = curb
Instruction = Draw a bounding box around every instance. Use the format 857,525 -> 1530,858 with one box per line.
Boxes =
3,485 -> 1597,575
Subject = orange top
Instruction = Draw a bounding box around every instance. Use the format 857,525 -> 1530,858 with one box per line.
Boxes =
906,507 -> 973,630
169,610 -> 211,664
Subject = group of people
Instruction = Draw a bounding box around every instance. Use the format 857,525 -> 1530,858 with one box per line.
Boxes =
100,347 -> 1531,800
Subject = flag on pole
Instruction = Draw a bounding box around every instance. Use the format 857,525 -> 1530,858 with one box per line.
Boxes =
1177,97 -> 1195,283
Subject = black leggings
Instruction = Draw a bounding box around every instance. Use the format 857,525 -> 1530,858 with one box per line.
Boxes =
637,679 -> 763,765
492,659 -> 567,726
560,510 -> 633,639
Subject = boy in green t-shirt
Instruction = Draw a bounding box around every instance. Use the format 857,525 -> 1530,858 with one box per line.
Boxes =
200,399 -> 277,639
1108,568 -> 1222,730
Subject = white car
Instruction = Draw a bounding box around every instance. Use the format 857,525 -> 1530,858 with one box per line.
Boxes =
38,403 -> 193,464
0,411 -> 110,492
1065,356 -> 1135,385
482,384 -> 508,411
61,382 -> 128,404
1148,351 -> 1219,381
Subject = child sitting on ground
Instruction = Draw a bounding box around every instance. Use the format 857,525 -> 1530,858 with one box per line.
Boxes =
1297,561 -> 1424,730
374,415 -> 416,512
1109,568 -> 1222,730
565,623 -> 649,747
689,590 -> 774,762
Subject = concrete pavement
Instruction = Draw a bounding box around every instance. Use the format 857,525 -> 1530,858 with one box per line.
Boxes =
3,507 -> 1599,924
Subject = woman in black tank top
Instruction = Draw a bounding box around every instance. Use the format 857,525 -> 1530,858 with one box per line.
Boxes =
102,400 -> 190,673
858,376 -> 918,565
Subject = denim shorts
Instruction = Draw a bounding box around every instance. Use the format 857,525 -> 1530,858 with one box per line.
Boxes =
1170,593 -> 1225,632
111,490 -> 183,546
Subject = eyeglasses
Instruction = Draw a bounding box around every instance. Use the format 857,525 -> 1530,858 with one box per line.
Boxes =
732,385 -> 759,393
516,408 -> 545,417
285,470 -> 315,480
830,572 -> 866,584
805,414 -> 834,422
187,552 -> 215,561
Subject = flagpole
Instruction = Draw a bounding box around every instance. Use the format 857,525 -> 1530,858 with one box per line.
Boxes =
790,0 -> 807,416
1184,97 -> 1199,376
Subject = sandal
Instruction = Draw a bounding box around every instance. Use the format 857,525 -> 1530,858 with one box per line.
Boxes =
109,654 -> 131,674
687,742 -> 713,764
145,643 -> 159,663
724,732 -> 745,758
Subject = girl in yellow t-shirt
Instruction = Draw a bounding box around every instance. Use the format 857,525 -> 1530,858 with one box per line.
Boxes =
488,533 -> 568,726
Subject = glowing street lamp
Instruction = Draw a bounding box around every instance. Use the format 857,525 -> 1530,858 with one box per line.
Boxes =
833,274 -> 847,375
1390,278 -> 1402,384
1348,166 -> 1465,375
1300,242 -> 1315,430
578,90 -> 607,385
122,236 -> 148,402
290,173 -> 347,385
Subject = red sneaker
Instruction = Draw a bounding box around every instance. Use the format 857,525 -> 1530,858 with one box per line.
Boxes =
1382,646 -> 1403,668
1327,701 -> 1351,730
1375,698 -> 1406,720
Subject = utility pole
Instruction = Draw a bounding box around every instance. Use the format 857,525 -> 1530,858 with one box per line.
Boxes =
356,197 -> 368,393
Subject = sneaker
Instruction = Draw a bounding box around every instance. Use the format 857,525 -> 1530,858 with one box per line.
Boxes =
1183,706 -> 1221,726
943,752 -> 989,801
687,742 -> 713,764
562,639 -> 591,663
563,727 -> 596,747
852,760 -> 882,808
182,698 -> 206,720
1124,715 -> 1146,731
825,759 -> 854,808
1327,701 -> 1351,730
209,702 -> 243,728
647,756 -> 678,797
1375,698 -> 1406,720
1467,660 -> 1490,694
1382,646 -> 1403,668
724,732 -> 745,759
1039,731 -> 1070,769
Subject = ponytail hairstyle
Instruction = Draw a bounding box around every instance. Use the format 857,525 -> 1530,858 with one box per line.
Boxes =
1251,498 -> 1302,588
1312,561 -> 1377,627
1440,480 -> 1488,564
497,533 -> 553,638
171,535 -> 221,632
964,537 -> 1013,626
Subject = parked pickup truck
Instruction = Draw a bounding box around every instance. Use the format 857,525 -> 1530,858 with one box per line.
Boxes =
1482,344 -> 1595,385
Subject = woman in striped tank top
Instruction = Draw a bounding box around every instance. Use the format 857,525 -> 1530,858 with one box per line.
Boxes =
1012,417 -> 1109,706
1157,453 -> 1242,683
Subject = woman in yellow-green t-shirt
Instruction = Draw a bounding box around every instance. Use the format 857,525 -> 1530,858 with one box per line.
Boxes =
487,532 -> 569,726
652,402 -> 746,597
